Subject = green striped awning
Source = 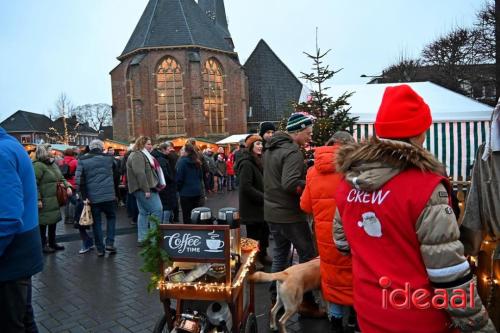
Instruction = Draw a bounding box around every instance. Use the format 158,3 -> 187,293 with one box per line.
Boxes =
350,121 -> 490,180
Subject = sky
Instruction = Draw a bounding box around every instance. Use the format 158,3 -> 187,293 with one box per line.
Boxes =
0,0 -> 487,122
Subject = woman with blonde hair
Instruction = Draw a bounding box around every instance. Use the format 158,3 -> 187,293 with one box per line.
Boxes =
126,136 -> 164,245
33,144 -> 72,253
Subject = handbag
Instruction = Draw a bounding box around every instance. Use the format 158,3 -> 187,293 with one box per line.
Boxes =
56,182 -> 68,207
79,200 -> 94,226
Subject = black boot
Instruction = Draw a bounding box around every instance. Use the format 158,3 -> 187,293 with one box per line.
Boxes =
329,317 -> 344,333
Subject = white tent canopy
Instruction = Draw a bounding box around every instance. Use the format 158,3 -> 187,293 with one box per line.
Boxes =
330,82 -> 493,123
327,82 -> 493,181
216,134 -> 249,145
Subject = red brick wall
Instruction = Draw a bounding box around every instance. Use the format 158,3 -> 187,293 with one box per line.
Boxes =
110,48 -> 248,143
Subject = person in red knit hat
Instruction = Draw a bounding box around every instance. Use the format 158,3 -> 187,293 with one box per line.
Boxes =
333,84 -> 495,333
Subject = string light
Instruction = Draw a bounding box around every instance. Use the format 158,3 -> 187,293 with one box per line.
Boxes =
157,249 -> 258,295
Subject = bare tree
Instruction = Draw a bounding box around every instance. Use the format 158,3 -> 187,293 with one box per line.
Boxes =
73,103 -> 112,131
475,0 -> 495,62
421,27 -> 482,93
382,52 -> 422,83
46,93 -> 80,144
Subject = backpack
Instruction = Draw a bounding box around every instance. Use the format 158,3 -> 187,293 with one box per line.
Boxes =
58,161 -> 72,179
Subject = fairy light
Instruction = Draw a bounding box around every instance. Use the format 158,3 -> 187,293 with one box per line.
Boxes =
157,248 -> 259,294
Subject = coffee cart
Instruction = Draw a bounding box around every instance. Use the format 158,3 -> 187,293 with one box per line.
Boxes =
153,221 -> 259,333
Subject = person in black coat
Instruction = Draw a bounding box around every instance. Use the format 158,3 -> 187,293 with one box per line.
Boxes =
164,141 -> 180,222
152,145 -> 177,223
234,135 -> 271,269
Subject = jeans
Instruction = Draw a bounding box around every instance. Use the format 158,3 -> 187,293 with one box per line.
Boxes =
268,221 -> 317,299
328,302 -> 348,320
162,210 -> 173,224
217,176 -> 226,191
0,277 -> 38,333
134,191 -> 162,242
90,201 -> 117,252
226,175 -> 235,190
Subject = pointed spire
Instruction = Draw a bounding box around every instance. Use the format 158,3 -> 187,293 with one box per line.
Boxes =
197,0 -> 234,50
198,0 -> 230,38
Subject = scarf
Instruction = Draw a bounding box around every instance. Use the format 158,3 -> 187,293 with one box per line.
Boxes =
482,100 -> 500,161
142,149 -> 166,188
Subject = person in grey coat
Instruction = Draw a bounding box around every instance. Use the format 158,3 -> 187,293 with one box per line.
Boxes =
75,139 -> 118,257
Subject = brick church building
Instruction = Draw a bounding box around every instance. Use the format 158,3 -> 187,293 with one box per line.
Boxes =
111,0 -> 304,142
111,0 -> 248,142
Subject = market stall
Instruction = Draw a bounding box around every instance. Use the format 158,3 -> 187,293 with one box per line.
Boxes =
170,137 -> 219,152
330,82 -> 492,181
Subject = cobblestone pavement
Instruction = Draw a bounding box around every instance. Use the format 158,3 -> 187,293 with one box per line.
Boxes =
33,191 -> 330,333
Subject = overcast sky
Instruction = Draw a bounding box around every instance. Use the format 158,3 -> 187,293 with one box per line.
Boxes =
0,0 -> 486,122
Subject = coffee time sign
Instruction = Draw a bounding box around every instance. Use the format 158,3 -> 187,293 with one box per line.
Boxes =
160,225 -> 229,261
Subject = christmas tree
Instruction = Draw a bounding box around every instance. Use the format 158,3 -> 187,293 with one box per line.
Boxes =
293,33 -> 358,146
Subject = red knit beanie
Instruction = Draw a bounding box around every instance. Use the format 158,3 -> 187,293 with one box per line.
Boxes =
375,84 -> 432,139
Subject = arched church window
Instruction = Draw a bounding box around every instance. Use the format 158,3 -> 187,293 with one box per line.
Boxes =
203,58 -> 225,134
156,57 -> 185,136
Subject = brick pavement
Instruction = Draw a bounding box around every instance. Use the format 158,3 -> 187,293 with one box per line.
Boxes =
33,191 -> 330,333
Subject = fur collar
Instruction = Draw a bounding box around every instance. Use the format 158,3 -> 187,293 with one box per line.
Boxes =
336,137 -> 445,176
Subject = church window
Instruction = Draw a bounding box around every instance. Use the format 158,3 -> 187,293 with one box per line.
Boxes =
203,58 -> 225,134
156,57 -> 185,136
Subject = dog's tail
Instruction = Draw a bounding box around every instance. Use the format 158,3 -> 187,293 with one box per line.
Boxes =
249,271 -> 287,283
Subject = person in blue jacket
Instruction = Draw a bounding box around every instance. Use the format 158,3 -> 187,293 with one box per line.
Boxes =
0,126 -> 44,332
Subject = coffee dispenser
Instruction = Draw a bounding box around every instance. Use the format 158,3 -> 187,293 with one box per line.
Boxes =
217,208 -> 241,259
190,207 -> 213,224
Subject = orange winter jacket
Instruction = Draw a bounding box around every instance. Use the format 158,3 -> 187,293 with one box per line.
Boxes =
300,145 -> 353,305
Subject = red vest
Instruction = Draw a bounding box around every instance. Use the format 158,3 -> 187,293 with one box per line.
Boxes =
336,169 -> 455,333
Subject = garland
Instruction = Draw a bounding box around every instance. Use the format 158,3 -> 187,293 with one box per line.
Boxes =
140,216 -> 172,292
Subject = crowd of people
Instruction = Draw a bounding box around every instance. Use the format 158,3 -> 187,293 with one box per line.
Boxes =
1,83 -> 499,332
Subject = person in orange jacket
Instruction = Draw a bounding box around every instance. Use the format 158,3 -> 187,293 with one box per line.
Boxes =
301,131 -> 356,333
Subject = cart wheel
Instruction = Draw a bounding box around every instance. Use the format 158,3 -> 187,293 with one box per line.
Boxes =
153,314 -> 170,333
240,312 -> 258,333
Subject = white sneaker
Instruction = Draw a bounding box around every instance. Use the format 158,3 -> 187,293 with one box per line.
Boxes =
78,245 -> 94,254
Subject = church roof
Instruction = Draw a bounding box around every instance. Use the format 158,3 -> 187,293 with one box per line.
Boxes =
244,39 -> 303,124
120,0 -> 234,59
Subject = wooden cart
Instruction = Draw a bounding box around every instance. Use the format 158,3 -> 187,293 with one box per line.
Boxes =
153,224 -> 259,333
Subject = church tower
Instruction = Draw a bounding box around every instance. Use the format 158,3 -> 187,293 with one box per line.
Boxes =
110,0 -> 248,142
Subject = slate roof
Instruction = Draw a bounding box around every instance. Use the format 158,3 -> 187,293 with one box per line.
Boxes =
120,0 -> 234,59
52,116 -> 98,135
0,110 -> 53,132
244,39 -> 303,124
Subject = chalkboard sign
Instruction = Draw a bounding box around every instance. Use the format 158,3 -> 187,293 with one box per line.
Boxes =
160,224 -> 230,262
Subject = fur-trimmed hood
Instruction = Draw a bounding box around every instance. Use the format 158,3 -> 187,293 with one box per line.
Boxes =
336,137 -> 445,192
